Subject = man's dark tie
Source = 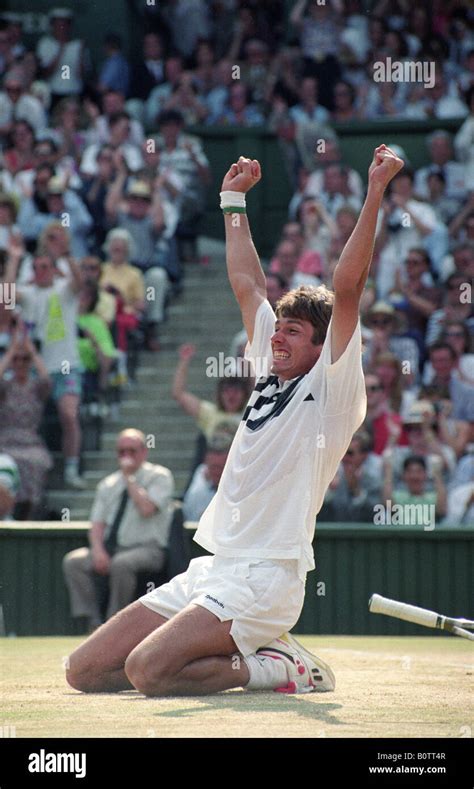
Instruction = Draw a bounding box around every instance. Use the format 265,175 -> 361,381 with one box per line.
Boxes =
104,488 -> 129,555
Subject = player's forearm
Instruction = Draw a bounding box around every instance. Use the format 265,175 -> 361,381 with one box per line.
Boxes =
224,213 -> 266,299
333,184 -> 385,294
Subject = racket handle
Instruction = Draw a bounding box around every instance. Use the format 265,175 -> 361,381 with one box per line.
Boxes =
369,594 -> 444,629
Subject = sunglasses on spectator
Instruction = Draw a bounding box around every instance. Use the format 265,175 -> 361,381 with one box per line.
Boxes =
370,318 -> 392,326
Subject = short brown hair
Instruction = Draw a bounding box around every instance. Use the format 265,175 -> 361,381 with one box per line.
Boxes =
275,284 -> 334,346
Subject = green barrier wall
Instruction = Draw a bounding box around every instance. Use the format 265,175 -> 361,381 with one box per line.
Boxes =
1,522 -> 472,637
188,118 -> 463,257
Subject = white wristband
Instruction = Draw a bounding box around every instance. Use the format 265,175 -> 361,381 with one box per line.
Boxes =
220,190 -> 246,210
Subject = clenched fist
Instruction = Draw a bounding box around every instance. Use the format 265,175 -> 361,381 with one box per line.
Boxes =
368,144 -> 404,191
221,156 -> 262,193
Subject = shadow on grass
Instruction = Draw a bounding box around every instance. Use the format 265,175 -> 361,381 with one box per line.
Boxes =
123,691 -> 345,727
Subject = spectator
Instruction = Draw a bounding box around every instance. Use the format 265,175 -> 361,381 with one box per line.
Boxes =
375,169 -> 440,298
318,164 -> 362,218
161,0 -> 211,62
183,433 -> 234,522
0,192 -> 19,253
51,97 -> 88,166
382,400 -> 457,488
443,481 -> 474,526
97,33 -> 130,96
305,138 -> 364,205
63,428 -> 174,631
290,0 -> 342,108
424,321 -> 474,386
17,175 -> 92,259
331,80 -> 358,122
425,270 -> 474,347
364,371 -> 407,455
80,144 -> 116,252
0,452 -> 19,521
454,87 -> 474,191
216,82 -> 264,126
155,109 -> 211,259
130,31 -> 165,102
363,301 -> 420,383
172,343 -> 249,442
77,279 -> 118,402
425,170 -> 462,225
2,119 -> 36,177
7,252 -> 85,489
428,342 -> 474,422
419,383 -> 470,460
297,197 -> 338,270
81,112 -> 144,176
105,178 -> 171,349
289,77 -> 330,126
0,334 -> 52,519
273,221 -> 325,281
163,72 -> 208,126
382,454 -> 446,527
391,248 -> 442,336
79,256 -> 116,327
203,58 -> 234,125
100,228 -> 145,353
271,239 -> 319,289
449,193 -> 474,242
414,131 -> 467,202
145,56 -> 185,129
84,89 -> 144,149
36,8 -> 88,106
405,68 -> 468,120
373,351 -> 415,416
0,68 -> 47,135
323,429 -> 383,523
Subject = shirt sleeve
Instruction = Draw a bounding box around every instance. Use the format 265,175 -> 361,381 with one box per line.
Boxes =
147,468 -> 174,510
310,314 -> 367,416
90,482 -> 107,523
197,400 -> 218,434
243,299 -> 275,379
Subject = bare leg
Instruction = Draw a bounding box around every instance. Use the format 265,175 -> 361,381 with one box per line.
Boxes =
66,600 -> 168,693
125,604 -> 250,696
57,393 -> 81,459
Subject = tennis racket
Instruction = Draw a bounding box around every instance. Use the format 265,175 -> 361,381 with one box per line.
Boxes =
369,593 -> 474,641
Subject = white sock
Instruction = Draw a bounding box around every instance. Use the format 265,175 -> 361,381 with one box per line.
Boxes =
244,653 -> 288,690
65,458 -> 79,474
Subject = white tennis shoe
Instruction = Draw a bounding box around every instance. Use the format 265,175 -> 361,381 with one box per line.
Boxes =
257,632 -> 336,694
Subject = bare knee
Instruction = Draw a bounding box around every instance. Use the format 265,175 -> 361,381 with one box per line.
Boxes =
125,648 -> 171,696
65,646 -> 110,693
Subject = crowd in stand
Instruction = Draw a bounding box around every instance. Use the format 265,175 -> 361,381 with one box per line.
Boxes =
0,2 -> 473,528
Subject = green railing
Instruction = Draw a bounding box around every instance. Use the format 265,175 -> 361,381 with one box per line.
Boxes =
1,521 -> 472,637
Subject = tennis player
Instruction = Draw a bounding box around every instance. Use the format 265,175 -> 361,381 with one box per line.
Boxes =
66,145 -> 403,696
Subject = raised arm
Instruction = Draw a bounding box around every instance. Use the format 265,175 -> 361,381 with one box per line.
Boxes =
331,145 -> 404,363
220,157 -> 266,343
171,343 -> 202,418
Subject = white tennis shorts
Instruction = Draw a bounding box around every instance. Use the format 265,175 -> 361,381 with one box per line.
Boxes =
138,554 -> 306,657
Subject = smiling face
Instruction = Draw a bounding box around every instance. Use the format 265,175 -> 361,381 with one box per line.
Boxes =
271,317 -> 322,379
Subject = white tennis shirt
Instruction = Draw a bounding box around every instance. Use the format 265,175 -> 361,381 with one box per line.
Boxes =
194,299 -> 367,579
